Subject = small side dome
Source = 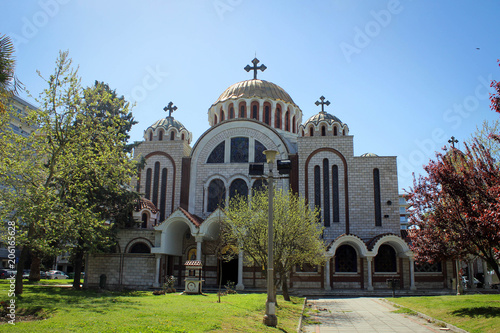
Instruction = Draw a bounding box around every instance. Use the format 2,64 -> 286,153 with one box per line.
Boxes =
360,152 -> 379,157
135,198 -> 159,213
299,96 -> 349,137
144,103 -> 193,143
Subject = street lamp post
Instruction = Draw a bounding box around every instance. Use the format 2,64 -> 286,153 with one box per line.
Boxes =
263,150 -> 278,327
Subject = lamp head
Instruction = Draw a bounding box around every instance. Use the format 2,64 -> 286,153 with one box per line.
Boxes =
263,150 -> 278,164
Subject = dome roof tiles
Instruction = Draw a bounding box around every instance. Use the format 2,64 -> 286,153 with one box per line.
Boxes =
213,79 -> 296,106
147,116 -> 187,132
305,111 -> 345,126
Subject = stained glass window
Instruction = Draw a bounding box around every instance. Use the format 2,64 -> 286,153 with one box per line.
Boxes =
332,165 -> 340,223
375,244 -> 396,272
254,140 -> 267,163
285,111 -> 290,131
373,168 -> 382,226
252,179 -> 268,193
240,105 -> 246,118
264,106 -> 270,125
207,179 -> 226,212
230,137 -> 249,163
252,105 -> 258,120
415,261 -> 442,273
229,179 -> 248,201
335,245 -> 357,272
207,142 -> 225,163
152,162 -> 160,207
275,107 -> 281,129
323,159 -> 330,227
229,106 -> 234,119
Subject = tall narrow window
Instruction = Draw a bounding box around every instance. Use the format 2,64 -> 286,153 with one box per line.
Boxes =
285,111 -> 290,131
375,244 -> 396,272
252,104 -> 258,120
170,131 -> 175,140
240,104 -> 246,118
321,126 -> 326,136
334,126 -> 338,136
214,114 -> 218,125
275,106 -> 281,129
332,165 -> 340,223
207,179 -> 226,212
323,159 -> 330,227
309,127 -> 314,137
152,162 -> 160,207
220,110 -> 225,121
160,168 -> 168,221
229,106 -> 234,119
373,168 -> 382,226
145,168 -> 152,200
149,132 -> 153,141
181,133 -> 185,141
292,116 -> 296,133
343,129 -> 346,136
159,130 -> 163,141
141,213 -> 148,229
314,165 -> 321,221
264,105 -> 270,125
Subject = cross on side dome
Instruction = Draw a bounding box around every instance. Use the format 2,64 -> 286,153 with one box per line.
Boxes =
163,102 -> 177,118
244,58 -> 267,80
315,96 -> 330,113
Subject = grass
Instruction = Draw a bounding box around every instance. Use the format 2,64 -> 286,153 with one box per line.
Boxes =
388,294 -> 500,333
0,281 -> 304,332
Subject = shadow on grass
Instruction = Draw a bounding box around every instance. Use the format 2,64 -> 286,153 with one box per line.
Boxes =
452,306 -> 500,318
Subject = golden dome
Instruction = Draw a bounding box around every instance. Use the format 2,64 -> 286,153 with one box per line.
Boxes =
213,79 -> 296,106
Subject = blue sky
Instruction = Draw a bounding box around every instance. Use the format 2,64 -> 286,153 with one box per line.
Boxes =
2,0 -> 500,192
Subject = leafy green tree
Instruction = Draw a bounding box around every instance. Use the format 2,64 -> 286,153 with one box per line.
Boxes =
0,34 -> 22,111
469,120 -> 500,160
222,188 -> 326,301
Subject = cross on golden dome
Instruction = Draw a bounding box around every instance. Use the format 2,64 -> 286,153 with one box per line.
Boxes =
315,96 -> 330,113
163,102 -> 177,118
244,58 -> 267,80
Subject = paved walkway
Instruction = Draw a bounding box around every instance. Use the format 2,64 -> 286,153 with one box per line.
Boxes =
302,297 -> 445,333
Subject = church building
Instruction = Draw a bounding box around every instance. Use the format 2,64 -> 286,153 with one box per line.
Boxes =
87,59 -> 452,292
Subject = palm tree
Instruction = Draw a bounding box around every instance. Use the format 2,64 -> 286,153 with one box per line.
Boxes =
0,34 -> 21,111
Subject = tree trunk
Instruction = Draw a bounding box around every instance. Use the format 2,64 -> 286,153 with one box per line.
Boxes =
72,249 -> 84,289
29,255 -> 41,282
282,273 -> 291,301
15,246 -> 29,295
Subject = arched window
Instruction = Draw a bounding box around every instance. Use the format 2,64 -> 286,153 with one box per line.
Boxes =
207,179 -> 226,212
334,126 -> 338,136
220,109 -> 225,121
332,165 -> 340,223
323,159 -> 330,227
230,137 -> 249,163
264,105 -> 270,125
252,178 -> 268,193
251,102 -> 259,120
292,116 -> 296,133
239,103 -> 246,118
214,114 -> 218,125
145,168 -> 152,200
181,133 -> 185,141
301,129 -> 304,136
285,111 -> 290,131
158,130 -> 163,141
321,126 -> 326,136
229,105 -> 234,119
343,129 -> 346,136
229,179 -> 248,201
129,242 -> 151,253
309,127 -> 314,137
373,168 -> 382,226
149,131 -> 153,141
207,141 -> 225,163
141,213 -> 148,229
375,244 -> 397,272
170,131 -> 175,140
275,106 -> 281,129
335,245 -> 357,272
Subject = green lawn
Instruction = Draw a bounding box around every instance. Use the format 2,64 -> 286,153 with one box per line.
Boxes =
388,294 -> 500,333
0,281 -> 304,332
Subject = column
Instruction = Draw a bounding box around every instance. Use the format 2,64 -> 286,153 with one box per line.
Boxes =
409,257 -> 416,290
236,250 -> 245,290
195,236 -> 203,261
366,257 -> 374,291
153,254 -> 161,288
325,258 -> 331,291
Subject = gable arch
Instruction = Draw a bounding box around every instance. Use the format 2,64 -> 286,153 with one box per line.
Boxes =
327,234 -> 368,258
370,234 -> 411,257
125,237 -> 154,253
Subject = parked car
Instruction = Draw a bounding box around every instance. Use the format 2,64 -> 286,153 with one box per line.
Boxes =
0,269 -> 15,279
46,270 -> 69,279
22,270 -> 30,279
